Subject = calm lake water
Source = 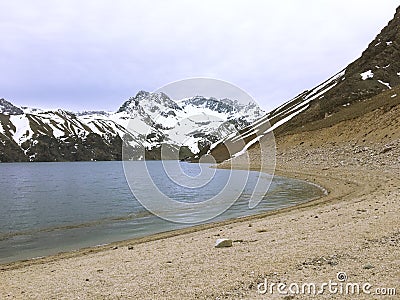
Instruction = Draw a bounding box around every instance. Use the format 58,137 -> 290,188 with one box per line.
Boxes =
0,161 -> 324,264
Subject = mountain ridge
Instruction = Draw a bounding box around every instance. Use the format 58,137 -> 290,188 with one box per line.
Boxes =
0,91 -> 264,162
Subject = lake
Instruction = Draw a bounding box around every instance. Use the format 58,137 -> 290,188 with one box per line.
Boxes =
0,161 -> 324,264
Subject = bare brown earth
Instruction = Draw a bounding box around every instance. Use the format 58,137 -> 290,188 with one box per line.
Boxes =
0,97 -> 399,299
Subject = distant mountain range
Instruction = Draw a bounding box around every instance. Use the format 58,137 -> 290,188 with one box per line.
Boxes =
0,92 -> 264,162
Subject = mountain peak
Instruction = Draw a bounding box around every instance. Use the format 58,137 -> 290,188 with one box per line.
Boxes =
135,90 -> 150,98
117,91 -> 180,113
0,98 -> 24,115
182,96 -> 246,115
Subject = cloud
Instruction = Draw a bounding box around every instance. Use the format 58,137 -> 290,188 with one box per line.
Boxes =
0,0 -> 398,111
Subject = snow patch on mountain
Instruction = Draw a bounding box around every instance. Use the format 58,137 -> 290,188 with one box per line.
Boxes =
378,80 -> 392,89
360,70 -> 374,80
9,115 -> 33,144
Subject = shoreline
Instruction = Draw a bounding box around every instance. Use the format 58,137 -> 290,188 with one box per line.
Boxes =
0,167 -> 329,270
0,166 -> 345,271
1,166 -> 350,270
1,157 -> 398,299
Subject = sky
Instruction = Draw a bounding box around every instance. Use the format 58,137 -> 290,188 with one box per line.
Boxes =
0,1 -> 399,112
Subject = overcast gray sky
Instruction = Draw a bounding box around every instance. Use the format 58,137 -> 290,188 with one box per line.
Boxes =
0,1 -> 399,112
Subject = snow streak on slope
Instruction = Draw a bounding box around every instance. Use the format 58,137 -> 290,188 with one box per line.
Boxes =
209,69 -> 346,161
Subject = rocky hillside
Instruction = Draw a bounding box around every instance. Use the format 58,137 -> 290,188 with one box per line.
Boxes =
275,5 -> 400,135
0,92 -> 264,162
210,6 -> 400,162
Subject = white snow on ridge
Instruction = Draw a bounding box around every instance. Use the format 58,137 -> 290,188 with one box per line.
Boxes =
51,126 -> 65,138
167,114 -> 227,153
386,41 -> 393,45
239,128 -> 261,140
21,107 -> 45,114
231,104 -> 310,159
84,121 -> 102,135
269,69 -> 344,121
112,114 -> 152,136
360,70 -> 374,80
305,80 -> 338,102
378,80 -> 392,89
212,69 -> 347,160
231,135 -> 262,159
36,114 -> 66,138
182,105 -> 228,121
265,104 -> 309,135
272,93 -> 304,115
9,115 -> 32,144
304,69 -> 345,101
80,113 -> 110,123
268,95 -> 313,128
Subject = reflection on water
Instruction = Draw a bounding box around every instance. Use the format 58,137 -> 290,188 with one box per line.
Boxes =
0,161 -> 324,263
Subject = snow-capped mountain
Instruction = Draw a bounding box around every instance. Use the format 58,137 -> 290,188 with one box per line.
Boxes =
116,91 -> 263,154
209,6 -> 400,162
0,92 -> 264,162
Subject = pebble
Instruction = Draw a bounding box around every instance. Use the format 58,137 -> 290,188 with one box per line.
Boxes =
215,239 -> 233,248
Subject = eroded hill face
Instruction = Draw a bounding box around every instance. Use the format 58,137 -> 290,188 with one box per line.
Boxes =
210,6 -> 400,163
277,87 -> 400,150
277,6 -> 400,135
235,86 -> 400,172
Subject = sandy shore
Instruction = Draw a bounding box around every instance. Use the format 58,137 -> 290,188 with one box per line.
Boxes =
1,140 -> 399,299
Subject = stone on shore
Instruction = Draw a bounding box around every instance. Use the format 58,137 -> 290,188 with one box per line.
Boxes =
215,238 -> 233,248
